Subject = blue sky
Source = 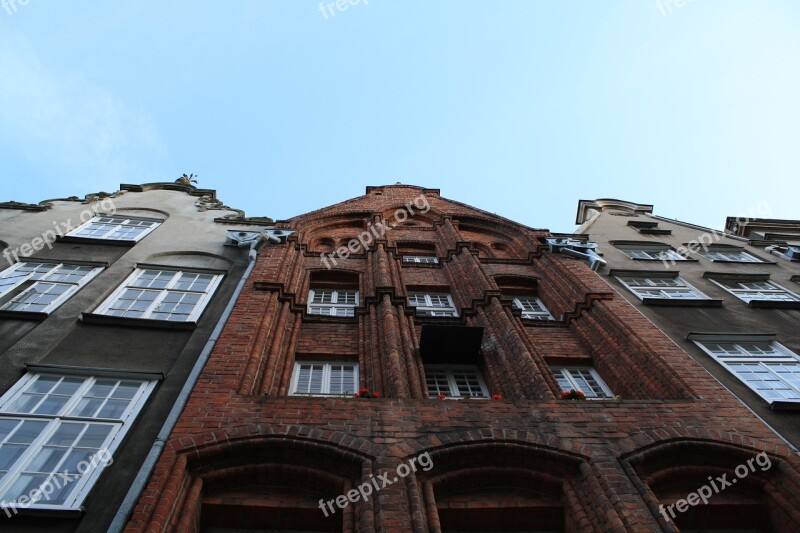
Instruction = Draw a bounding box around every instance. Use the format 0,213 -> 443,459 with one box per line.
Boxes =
1,0 -> 798,232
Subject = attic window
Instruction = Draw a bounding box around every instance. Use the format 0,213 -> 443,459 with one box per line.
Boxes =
626,221 -> 671,235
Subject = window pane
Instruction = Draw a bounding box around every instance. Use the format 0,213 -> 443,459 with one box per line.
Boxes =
328,365 -> 356,395
131,270 -> 174,289
294,364 -> 324,394
0,374 -> 152,510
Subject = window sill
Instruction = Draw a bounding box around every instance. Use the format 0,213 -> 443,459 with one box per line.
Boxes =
641,298 -> 724,307
770,400 -> 800,411
635,229 -> 672,235
303,314 -> 358,323
0,505 -> 83,518
80,313 -> 197,330
430,397 -> 489,401
0,310 -> 49,321
401,262 -> 441,268
705,259 -> 777,265
630,258 -> 698,262
747,300 -> 800,309
56,236 -> 137,247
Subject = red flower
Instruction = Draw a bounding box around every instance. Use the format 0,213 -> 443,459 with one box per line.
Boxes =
562,389 -> 587,400
437,393 -> 447,400
371,392 -> 380,398
353,393 -> 360,398
492,394 -> 502,400
359,388 -> 369,395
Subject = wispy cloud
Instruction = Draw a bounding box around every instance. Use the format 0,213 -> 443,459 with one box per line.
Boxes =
0,29 -> 166,191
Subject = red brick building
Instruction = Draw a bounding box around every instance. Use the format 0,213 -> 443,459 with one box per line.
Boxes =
123,185 -> 800,532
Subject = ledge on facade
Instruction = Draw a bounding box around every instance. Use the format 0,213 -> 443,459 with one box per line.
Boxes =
705,259 -> 778,265
642,298 -> 724,307
770,400 -> 800,412
631,257 -> 700,263
521,318 -> 569,328
748,300 -> 800,310
576,199 -> 654,225
0,507 -> 83,518
26,363 -> 165,381
703,271 -> 771,281
0,200 -> 51,212
0,310 -> 48,321
120,182 -> 217,198
56,236 -> 138,247
214,214 -> 275,226
80,313 -> 197,330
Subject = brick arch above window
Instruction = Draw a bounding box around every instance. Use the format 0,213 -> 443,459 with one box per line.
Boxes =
412,441 -> 612,532
160,434 -> 376,533
624,440 -> 793,532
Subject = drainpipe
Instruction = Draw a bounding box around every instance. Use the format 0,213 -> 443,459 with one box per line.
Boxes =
107,235 -> 269,532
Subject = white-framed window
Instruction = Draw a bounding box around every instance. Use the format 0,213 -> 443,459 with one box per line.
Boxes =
698,248 -> 764,263
616,244 -> 688,261
307,289 -> 358,317
424,365 -> 489,399
94,268 -> 223,322
0,262 -> 104,314
408,292 -> 458,317
708,279 -> 800,303
402,256 -> 439,264
512,296 -> 554,320
552,367 -> 614,399
66,216 -> 161,243
289,361 -> 358,396
693,338 -> 800,403
0,373 -> 156,511
616,275 -> 710,301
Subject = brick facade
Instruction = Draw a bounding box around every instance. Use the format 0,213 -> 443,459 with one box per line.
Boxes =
125,185 -> 800,532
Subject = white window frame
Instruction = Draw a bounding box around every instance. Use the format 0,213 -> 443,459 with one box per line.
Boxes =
698,248 -> 764,263
407,292 -> 458,317
424,365 -> 489,399
708,278 -> 800,304
402,256 -> 439,264
616,245 -> 688,261
94,268 -> 223,322
552,367 -> 614,399
65,215 -> 161,243
289,361 -> 359,396
512,296 -> 554,320
307,289 -> 358,317
693,338 -> 800,404
0,262 -> 104,314
616,275 -> 710,301
0,372 -> 156,511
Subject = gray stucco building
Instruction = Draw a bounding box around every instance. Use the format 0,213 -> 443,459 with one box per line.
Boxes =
575,199 -> 800,447
0,181 -> 280,532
